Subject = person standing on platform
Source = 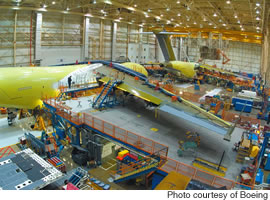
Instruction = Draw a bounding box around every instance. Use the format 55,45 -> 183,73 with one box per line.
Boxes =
68,76 -> 72,89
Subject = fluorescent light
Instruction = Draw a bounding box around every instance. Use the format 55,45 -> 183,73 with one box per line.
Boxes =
187,7 -> 190,10
52,1 -> 55,5
223,24 -> 226,26
104,0 -> 112,4
237,20 -> 240,24
66,7 -> 70,11
134,4 -> 137,7
256,10 -> 260,14
43,4 -> 47,8
256,27 -> 260,29
12,7 -> 20,10
256,3 -> 260,6
234,15 -> 238,18
209,22 -> 212,25
226,1 -> 231,4
256,17 -> 260,20
213,13 -> 217,17
171,18 -> 174,21
177,13 -> 181,17
160,14 -> 163,17
194,22 -> 197,24
127,7 -> 135,11
147,9 -> 151,12
177,1 -> 180,4
84,13 -> 92,17
166,8 -> 170,11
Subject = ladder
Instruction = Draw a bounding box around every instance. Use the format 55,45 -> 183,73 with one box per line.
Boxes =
236,145 -> 250,163
112,157 -> 159,183
92,80 -> 120,109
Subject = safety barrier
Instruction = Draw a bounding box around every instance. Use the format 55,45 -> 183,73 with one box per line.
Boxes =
44,98 -> 253,190
159,157 -> 254,190
83,113 -> 168,158
43,99 -> 168,158
0,146 -> 15,159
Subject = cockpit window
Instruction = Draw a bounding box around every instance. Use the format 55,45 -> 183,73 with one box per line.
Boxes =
194,63 -> 200,70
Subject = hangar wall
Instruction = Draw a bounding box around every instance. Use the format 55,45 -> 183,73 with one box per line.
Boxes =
0,9 -> 262,75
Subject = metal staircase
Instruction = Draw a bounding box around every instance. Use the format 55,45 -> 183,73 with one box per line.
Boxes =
236,145 -> 250,163
92,80 -> 120,109
111,157 -> 159,183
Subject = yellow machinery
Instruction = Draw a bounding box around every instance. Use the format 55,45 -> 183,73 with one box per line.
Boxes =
155,171 -> 191,190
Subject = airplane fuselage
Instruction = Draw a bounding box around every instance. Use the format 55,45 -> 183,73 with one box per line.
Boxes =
0,65 -> 89,109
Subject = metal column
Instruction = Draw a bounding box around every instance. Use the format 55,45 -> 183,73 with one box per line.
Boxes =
138,27 -> 143,63
82,17 -> 89,61
111,22 -> 117,61
35,13 -> 42,63
76,127 -> 80,146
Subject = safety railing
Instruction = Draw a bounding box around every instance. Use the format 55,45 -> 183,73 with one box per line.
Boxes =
0,146 -> 15,159
159,157 -> 254,190
83,113 -> 168,158
44,98 -> 254,190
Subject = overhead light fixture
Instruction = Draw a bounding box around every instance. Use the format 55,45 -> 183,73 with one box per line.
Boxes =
101,9 -> 104,13
43,4 -> 47,8
256,10 -> 260,14
226,0 -> 231,4
256,3 -> 260,6
171,18 -> 174,21
180,22 -> 182,24
234,15 -> 238,18
194,22 -> 197,24
104,0 -> 112,4
52,1 -> 55,4
134,4 -> 137,7
257,30 -> 260,33
187,7 -> 190,10
203,18 -> 207,21
177,13 -> 181,17
256,16 -> 260,20
166,8 -> 170,11
213,13 -> 217,17
177,1 -> 180,4
66,7 -> 70,11
148,9 -> 151,12
160,14 -> 163,17
127,7 -> 135,11
223,24 -> 226,26
167,20 -> 171,24
237,20 -> 240,24
145,14 -> 149,18
214,26 -> 217,29
241,28 -> 244,31
256,27 -> 260,29
93,0 -> 96,4
219,19 -> 222,22
240,25 -> 242,28
12,7 -> 20,10
209,22 -> 212,25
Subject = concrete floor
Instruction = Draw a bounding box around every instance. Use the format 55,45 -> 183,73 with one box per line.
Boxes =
80,102 -> 244,181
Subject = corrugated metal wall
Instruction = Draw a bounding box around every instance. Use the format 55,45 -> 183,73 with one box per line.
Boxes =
0,9 -> 264,75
